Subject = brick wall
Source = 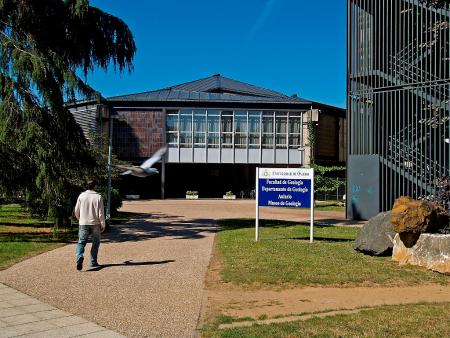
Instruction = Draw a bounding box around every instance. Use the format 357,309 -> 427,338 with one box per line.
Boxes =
316,114 -> 338,159
113,111 -> 164,160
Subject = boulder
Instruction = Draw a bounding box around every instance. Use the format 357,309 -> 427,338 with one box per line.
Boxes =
392,233 -> 450,274
353,211 -> 395,256
391,196 -> 447,234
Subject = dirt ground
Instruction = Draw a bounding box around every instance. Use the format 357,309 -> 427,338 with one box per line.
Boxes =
204,245 -> 450,326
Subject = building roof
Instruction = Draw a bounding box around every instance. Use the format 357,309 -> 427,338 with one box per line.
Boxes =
108,74 -> 310,105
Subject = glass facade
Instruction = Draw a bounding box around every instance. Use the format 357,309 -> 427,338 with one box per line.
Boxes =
166,109 -> 304,150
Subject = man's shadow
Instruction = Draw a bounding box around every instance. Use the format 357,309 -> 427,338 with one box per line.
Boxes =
87,259 -> 175,272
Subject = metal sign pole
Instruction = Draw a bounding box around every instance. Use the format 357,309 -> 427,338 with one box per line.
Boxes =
106,116 -> 114,222
255,167 -> 259,242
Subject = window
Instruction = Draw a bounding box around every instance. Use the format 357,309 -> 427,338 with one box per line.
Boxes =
207,110 -> 220,148
234,111 -> 247,148
193,109 -> 206,147
179,110 -> 192,148
166,111 -> 179,147
275,113 -> 287,148
166,114 -> 178,132
180,114 -> 192,133
180,132 -> 192,147
221,112 -> 233,148
262,112 -> 274,148
289,113 -> 302,148
248,111 -> 261,148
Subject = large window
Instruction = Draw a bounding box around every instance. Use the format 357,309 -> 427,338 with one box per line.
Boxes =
166,109 -> 304,150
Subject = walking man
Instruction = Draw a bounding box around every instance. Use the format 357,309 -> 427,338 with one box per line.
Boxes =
74,179 -> 106,270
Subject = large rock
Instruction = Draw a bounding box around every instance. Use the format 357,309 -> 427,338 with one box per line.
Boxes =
353,211 -> 395,256
391,196 -> 447,234
392,233 -> 450,274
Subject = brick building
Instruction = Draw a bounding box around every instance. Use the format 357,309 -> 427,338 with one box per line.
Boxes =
70,75 -> 346,198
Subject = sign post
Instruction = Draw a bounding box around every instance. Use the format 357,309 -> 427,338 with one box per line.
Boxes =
255,168 -> 315,242
255,167 -> 260,242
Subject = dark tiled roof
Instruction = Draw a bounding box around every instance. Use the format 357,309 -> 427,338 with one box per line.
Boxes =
108,74 -> 310,105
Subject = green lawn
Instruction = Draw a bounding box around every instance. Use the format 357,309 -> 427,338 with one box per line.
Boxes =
0,242 -> 64,270
0,204 -> 74,269
216,219 -> 449,286
315,200 -> 345,212
204,302 -> 450,338
0,203 -> 131,270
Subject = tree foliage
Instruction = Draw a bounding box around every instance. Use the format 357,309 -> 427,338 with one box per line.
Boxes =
312,164 -> 346,195
0,0 -> 136,224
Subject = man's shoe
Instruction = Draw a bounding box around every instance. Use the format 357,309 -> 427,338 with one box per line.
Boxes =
76,257 -> 84,271
90,262 -> 100,268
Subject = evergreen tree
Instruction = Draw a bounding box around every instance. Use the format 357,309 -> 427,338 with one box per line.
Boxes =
0,0 -> 136,225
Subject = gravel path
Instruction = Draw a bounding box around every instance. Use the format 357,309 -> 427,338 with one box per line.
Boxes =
0,200 -> 217,337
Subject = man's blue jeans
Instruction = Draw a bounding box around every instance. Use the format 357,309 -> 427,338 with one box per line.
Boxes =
76,224 -> 101,266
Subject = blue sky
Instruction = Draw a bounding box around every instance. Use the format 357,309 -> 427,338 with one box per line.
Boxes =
89,0 -> 346,108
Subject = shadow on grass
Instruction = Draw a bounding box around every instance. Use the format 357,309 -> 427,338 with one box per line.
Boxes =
217,218 -> 336,230
0,222 -> 53,228
87,259 -> 175,271
286,236 -> 354,242
0,231 -> 77,243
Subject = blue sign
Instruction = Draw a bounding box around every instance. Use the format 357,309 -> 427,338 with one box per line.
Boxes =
258,178 -> 312,208
257,168 -> 314,209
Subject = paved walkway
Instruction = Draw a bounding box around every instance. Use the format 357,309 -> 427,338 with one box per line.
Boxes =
0,199 -> 353,337
0,283 -> 124,338
0,200 -> 218,337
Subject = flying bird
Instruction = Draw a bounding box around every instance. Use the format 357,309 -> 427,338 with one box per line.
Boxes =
116,146 -> 167,177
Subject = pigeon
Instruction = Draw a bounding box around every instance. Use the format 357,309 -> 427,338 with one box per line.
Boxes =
116,146 -> 168,177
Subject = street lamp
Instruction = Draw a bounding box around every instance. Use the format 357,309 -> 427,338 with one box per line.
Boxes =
106,114 -> 119,222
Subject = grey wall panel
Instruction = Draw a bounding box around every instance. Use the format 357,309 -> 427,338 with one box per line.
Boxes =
248,149 -> 261,163
235,149 -> 247,163
262,149 -> 275,163
207,149 -> 220,163
289,149 -> 302,164
275,150 -> 288,164
180,149 -> 193,163
347,155 -> 380,220
194,148 -> 207,162
69,104 -> 99,142
167,148 -> 179,163
221,149 -> 234,163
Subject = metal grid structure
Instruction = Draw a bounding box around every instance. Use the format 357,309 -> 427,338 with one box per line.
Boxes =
348,0 -> 450,217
